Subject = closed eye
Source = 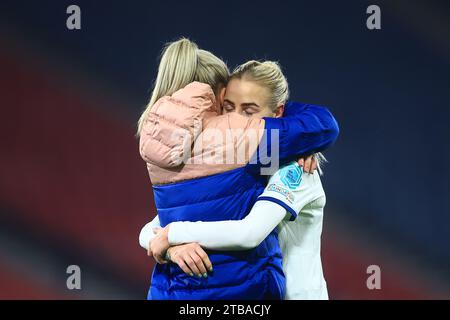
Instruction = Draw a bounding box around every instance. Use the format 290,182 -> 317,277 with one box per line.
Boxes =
243,107 -> 258,116
223,105 -> 234,113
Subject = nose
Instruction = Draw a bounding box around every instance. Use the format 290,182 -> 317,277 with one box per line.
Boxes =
233,106 -> 246,116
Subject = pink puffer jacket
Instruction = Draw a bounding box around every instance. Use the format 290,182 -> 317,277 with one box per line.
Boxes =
139,82 -> 264,185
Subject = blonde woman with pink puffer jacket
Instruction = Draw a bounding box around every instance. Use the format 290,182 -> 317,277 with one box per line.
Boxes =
138,38 -> 339,300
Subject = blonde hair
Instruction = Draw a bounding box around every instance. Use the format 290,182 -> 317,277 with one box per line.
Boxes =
232,60 -> 327,174
137,38 -> 229,135
230,60 -> 289,111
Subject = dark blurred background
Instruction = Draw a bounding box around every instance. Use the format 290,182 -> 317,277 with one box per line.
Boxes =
0,0 -> 449,299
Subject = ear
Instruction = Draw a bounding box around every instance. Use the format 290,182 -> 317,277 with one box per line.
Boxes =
215,86 -> 227,113
218,86 -> 226,105
274,104 -> 285,118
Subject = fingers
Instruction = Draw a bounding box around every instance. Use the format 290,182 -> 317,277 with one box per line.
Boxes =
179,251 -> 210,277
298,155 -> 316,174
189,251 -> 208,276
152,227 -> 162,234
165,244 -> 213,278
298,157 -> 311,173
175,258 -> 194,277
150,239 -> 168,264
303,156 -> 312,173
154,256 -> 165,264
147,242 -> 153,257
195,246 -> 213,272
310,156 -> 318,172
184,255 -> 202,277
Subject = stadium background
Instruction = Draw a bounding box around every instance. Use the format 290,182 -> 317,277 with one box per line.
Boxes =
0,0 -> 449,299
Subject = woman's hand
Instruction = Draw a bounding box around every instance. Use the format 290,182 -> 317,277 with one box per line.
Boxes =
166,243 -> 213,278
297,154 -> 317,173
149,225 -> 170,264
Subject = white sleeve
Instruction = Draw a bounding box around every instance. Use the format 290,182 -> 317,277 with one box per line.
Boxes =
256,161 -> 315,221
168,200 -> 289,251
168,162 -> 319,251
138,215 -> 161,250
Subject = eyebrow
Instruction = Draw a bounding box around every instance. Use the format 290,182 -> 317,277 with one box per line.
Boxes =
241,102 -> 261,109
223,99 -> 235,106
224,99 -> 261,109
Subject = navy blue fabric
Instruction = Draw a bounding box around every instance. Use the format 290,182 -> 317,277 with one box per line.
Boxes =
248,101 -> 339,173
150,168 -> 285,300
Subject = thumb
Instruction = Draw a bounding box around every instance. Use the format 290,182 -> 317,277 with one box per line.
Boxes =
153,227 -> 162,234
